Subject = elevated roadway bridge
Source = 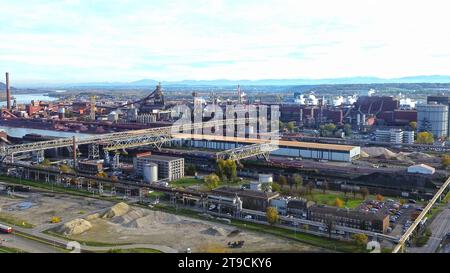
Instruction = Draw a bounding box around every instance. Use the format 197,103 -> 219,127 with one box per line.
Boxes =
0,119 -> 257,161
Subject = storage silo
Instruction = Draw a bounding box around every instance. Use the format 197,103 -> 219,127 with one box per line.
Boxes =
143,163 -> 158,183
259,174 -> 273,183
58,108 -> 65,119
417,103 -> 449,138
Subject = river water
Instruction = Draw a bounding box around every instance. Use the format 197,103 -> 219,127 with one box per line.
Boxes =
0,93 -> 91,138
0,93 -> 57,106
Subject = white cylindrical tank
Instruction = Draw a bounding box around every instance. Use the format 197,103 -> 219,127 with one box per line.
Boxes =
143,163 -> 158,183
259,174 -> 273,183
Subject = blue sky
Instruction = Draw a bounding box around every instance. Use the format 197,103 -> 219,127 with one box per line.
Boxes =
1,0 -> 450,84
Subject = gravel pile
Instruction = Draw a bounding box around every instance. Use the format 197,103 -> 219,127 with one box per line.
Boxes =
57,218 -> 92,236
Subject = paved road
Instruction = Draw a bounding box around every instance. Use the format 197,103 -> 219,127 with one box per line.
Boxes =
408,203 -> 450,253
0,233 -> 62,253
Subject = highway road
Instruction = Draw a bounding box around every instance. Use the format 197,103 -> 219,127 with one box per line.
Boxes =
0,233 -> 62,253
408,202 -> 450,253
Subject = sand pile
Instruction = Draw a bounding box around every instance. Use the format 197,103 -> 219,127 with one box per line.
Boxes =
362,147 -> 397,158
403,152 -> 434,160
109,209 -> 184,229
360,151 -> 370,158
86,213 -> 100,221
362,147 -> 435,164
201,226 -> 228,236
102,202 -> 130,219
111,209 -> 147,226
57,218 -> 92,236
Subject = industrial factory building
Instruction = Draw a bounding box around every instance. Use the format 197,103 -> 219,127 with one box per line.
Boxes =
134,154 -> 184,181
174,133 -> 360,162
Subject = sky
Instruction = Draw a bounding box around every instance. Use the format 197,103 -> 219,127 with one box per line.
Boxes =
1,0 -> 450,84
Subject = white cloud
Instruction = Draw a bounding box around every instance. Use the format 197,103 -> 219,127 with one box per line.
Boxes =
0,0 -> 450,83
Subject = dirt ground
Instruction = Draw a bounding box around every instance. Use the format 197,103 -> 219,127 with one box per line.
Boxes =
1,190 -> 326,253
68,207 -> 326,253
0,192 -> 112,226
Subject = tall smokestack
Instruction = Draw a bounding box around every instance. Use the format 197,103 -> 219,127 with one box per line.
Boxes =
5,72 -> 11,111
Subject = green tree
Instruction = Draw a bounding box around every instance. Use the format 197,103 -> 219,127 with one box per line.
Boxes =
216,159 -> 226,180
204,173 -> 221,190
266,207 -> 279,225
320,123 -> 337,137
360,187 -> 369,200
59,164 -> 74,174
409,121 -> 417,131
351,233 -> 368,248
277,175 -> 287,188
286,122 -> 295,132
292,174 -> 303,190
442,154 -> 450,169
41,159 -> 51,166
185,164 -> 197,176
416,131 -> 434,144
271,182 -> 281,192
343,124 -> 352,136
224,159 -> 237,182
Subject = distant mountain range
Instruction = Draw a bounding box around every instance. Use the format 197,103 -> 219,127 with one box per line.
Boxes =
11,75 -> 450,88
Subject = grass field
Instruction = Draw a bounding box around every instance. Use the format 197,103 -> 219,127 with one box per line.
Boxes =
171,177 -> 204,188
303,190 -> 367,209
0,213 -> 34,229
105,248 -> 162,253
0,246 -> 25,253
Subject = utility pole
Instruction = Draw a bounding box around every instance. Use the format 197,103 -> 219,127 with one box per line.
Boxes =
72,136 -> 77,171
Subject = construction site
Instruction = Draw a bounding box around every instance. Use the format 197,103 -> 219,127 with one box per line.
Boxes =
0,186 -> 324,253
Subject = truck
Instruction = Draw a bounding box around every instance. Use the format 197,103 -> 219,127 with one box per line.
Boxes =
0,224 -> 13,234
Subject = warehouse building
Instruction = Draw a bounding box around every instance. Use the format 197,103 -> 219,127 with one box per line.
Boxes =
174,133 -> 360,162
407,164 -> 436,175
134,155 -> 184,181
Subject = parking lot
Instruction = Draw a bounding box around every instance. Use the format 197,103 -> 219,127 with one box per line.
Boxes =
357,199 -> 423,237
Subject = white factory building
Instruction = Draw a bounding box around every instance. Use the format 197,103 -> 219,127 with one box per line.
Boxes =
174,134 -> 360,162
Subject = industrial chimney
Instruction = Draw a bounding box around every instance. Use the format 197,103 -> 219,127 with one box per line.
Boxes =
5,72 -> 11,111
